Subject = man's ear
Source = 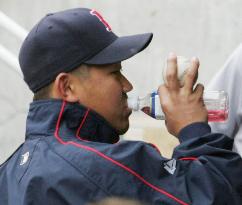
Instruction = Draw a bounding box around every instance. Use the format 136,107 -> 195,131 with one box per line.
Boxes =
52,73 -> 79,102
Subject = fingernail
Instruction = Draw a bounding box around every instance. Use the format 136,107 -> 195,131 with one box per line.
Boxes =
168,52 -> 176,59
191,56 -> 199,63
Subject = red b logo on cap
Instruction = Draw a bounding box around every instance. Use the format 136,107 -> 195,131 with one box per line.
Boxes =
90,9 -> 112,32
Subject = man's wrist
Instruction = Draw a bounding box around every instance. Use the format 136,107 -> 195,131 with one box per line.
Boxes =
178,122 -> 211,143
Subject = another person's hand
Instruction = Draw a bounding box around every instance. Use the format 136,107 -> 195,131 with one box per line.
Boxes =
158,53 -> 207,137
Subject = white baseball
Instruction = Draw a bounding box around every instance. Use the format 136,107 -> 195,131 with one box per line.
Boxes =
163,56 -> 191,86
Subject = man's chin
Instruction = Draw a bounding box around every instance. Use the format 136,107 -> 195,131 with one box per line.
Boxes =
116,123 -> 129,135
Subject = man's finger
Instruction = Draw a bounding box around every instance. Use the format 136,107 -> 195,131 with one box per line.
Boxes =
158,85 -> 170,106
165,53 -> 180,90
193,83 -> 204,101
183,57 -> 200,94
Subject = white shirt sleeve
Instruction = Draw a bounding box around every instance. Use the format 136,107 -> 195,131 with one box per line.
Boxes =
207,44 -> 242,155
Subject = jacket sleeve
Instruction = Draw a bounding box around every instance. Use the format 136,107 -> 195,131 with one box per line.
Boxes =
172,122 -> 242,205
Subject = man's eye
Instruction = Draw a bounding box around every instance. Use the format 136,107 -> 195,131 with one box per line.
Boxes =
111,68 -> 122,76
112,71 -> 121,75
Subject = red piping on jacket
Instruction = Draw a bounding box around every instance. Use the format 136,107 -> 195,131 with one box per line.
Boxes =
179,157 -> 197,161
148,143 -> 161,155
54,101 -> 189,205
75,108 -> 90,142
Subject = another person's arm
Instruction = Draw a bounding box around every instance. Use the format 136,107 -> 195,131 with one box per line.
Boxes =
207,44 -> 242,154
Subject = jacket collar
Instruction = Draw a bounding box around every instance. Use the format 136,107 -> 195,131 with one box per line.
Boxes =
26,99 -> 119,144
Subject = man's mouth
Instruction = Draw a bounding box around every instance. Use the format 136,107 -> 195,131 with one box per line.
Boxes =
124,104 -> 132,116
123,94 -> 132,115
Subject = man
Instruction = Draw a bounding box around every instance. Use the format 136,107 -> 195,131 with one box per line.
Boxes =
0,7 -> 242,205
207,44 -> 242,155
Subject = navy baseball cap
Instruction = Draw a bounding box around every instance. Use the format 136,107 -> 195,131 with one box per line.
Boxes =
19,8 -> 153,92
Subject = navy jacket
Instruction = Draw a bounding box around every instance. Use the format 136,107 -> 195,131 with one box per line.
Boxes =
1,100 -> 242,205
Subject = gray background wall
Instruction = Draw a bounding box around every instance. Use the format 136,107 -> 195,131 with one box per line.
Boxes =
1,0 -> 242,162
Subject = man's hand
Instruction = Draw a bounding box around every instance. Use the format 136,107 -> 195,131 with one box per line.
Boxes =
158,53 -> 208,137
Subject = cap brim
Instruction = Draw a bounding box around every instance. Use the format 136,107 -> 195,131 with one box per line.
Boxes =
84,33 -> 153,65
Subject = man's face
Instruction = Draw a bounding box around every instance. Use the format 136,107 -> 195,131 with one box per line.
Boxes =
72,63 -> 133,135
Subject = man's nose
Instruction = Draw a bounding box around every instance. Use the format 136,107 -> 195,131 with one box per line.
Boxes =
122,75 -> 133,93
